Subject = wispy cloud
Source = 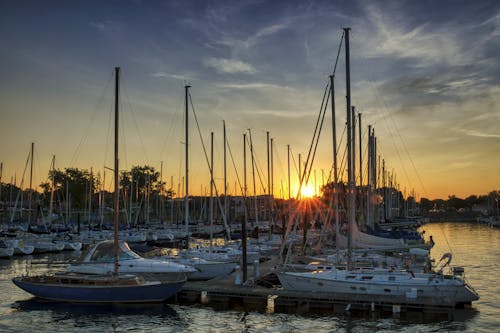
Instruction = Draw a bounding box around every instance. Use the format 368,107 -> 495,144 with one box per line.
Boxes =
356,3 -> 466,67
204,57 -> 256,74
461,129 -> 500,138
209,22 -> 289,58
89,20 -> 120,33
216,82 -> 291,90
150,71 -> 194,81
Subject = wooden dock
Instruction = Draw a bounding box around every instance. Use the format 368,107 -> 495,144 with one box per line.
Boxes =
168,259 -> 461,318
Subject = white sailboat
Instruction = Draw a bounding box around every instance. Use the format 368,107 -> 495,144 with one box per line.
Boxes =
277,28 -> 479,308
66,240 -> 195,281
13,67 -> 190,303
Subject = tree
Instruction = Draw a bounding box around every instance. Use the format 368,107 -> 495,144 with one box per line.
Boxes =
419,197 -> 433,213
40,168 -> 98,210
120,165 -> 159,197
447,195 -> 467,211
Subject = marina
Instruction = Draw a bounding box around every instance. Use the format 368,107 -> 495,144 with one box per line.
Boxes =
0,222 -> 498,332
1,1 -> 499,332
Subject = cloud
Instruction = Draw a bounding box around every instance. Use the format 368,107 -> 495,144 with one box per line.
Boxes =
204,57 -> 256,74
461,129 -> 500,139
356,3 -> 466,67
208,21 -> 289,58
89,20 -> 116,32
150,71 -> 194,81
216,82 -> 291,90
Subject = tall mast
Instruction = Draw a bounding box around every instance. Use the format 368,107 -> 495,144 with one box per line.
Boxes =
184,84 -> 191,248
223,120 -> 228,224
270,137 -> 274,226
358,113 -> 363,187
352,106 -> 356,188
344,27 -> 354,270
242,133 -> 248,282
49,156 -> 55,227
160,161 -> 163,223
248,129 -> 258,224
28,142 -> 34,225
330,74 -> 340,251
89,167 -> 93,227
113,66 -> 120,276
287,144 -> 291,200
209,131 -> 214,248
367,125 -> 372,227
267,131 -> 270,220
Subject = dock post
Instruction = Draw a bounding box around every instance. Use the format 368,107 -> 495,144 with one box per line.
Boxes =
393,304 -> 401,318
201,291 -> 209,304
253,259 -> 260,278
234,265 -> 241,285
266,295 -> 277,314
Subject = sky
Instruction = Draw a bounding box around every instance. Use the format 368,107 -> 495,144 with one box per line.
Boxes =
0,0 -> 499,200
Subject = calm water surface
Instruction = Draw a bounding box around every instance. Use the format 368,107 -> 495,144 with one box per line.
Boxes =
0,222 -> 498,332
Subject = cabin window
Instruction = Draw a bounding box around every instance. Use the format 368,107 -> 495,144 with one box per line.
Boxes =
384,288 -> 391,293
346,275 -> 356,279
361,276 -> 373,280
360,287 -> 367,291
350,286 -> 357,290
388,276 -> 396,281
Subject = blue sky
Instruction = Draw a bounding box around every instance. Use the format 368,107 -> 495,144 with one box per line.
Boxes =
1,0 -> 499,199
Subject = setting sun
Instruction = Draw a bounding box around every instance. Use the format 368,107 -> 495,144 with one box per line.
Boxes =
301,185 -> 315,198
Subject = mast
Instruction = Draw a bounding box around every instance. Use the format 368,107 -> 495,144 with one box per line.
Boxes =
160,161 -> 163,223
101,170 -> 105,227
170,175 -> 174,223
209,131 -> 214,248
270,137 -> 274,227
184,84 -> 191,248
113,66 -> 120,276
129,172 -> 134,227
358,113 -> 363,188
267,131 -> 270,220
48,156 -> 55,227
287,144 -> 291,200
242,133 -> 248,282
367,125 -> 372,227
248,129 -> 258,224
223,120 -> 228,224
344,27 -> 354,270
352,106 -> 356,187
89,167 -> 93,227
28,142 -> 34,225
329,74 -> 340,251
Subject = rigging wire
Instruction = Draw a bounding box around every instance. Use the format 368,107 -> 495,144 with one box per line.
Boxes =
122,72 -> 150,166
188,91 -> 231,236
70,70 -> 114,167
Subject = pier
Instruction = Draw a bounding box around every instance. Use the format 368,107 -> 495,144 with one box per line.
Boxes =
170,259 -> 459,318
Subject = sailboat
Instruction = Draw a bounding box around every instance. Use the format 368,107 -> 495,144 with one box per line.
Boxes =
12,67 -> 188,303
163,85 -> 236,281
277,29 -> 479,308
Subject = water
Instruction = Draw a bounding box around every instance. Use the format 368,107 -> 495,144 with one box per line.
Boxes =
0,222 -> 498,332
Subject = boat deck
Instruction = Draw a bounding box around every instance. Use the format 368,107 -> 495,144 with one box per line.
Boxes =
170,258 -> 463,316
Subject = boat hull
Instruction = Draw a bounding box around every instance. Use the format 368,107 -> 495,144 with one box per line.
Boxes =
12,276 -> 185,303
277,271 -> 479,306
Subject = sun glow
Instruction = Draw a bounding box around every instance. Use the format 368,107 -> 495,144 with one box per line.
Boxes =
301,185 -> 315,198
